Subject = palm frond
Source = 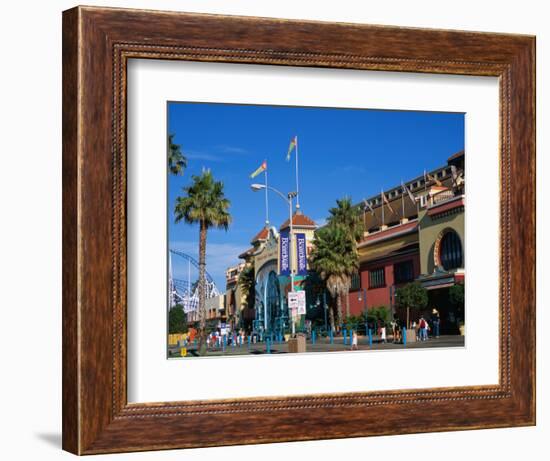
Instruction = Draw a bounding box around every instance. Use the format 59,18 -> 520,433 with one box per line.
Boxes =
168,133 -> 187,176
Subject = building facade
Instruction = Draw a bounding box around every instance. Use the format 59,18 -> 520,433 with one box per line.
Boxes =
348,151 -> 465,333
225,151 -> 465,335
235,211 -> 317,335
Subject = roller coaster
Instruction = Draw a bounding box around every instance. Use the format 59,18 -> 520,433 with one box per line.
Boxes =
168,249 -> 220,313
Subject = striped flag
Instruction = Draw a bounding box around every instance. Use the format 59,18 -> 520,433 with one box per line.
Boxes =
286,136 -> 297,161
402,181 -> 416,204
426,171 -> 443,187
250,160 -> 267,178
363,199 -> 375,215
382,191 -> 395,214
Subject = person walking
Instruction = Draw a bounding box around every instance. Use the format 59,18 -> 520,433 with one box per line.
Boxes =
431,308 -> 441,338
351,330 -> 358,350
419,316 -> 429,341
391,315 -> 401,343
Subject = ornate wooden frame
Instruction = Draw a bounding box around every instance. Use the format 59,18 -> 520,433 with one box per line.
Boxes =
62,6 -> 536,455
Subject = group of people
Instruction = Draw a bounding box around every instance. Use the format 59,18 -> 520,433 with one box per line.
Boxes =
411,308 -> 441,341
206,328 -> 247,349
383,308 -> 442,344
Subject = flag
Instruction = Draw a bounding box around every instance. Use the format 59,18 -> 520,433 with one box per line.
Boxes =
450,165 -> 464,188
426,171 -> 442,187
286,136 -> 297,161
250,160 -> 267,178
450,165 -> 464,189
382,191 -> 395,214
402,181 -> 416,204
363,199 -> 375,215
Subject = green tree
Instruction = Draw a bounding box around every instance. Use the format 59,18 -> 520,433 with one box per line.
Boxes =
326,196 -> 364,317
238,264 -> 256,312
363,306 -> 392,326
395,282 -> 428,327
309,224 -> 358,331
327,196 -> 365,244
174,170 -> 231,354
449,283 -> 464,306
168,305 -> 188,334
168,133 -> 187,175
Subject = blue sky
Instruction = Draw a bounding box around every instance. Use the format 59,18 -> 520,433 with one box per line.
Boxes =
168,102 -> 464,289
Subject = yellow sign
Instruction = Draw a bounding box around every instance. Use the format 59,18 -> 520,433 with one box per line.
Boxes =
180,347 -> 187,357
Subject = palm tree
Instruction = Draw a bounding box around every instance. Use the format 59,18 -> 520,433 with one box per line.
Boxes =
238,264 -> 255,309
174,170 -> 231,354
327,196 -> 365,244
168,133 -> 187,175
238,264 -> 256,332
309,224 -> 358,331
327,197 -> 365,317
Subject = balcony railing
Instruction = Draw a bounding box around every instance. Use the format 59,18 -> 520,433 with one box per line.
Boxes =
429,189 -> 456,206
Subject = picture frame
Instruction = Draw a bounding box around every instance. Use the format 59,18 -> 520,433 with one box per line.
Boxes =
62,5 -> 535,455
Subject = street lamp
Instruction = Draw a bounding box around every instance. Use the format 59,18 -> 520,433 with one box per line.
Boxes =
251,183 -> 297,334
358,288 -> 367,337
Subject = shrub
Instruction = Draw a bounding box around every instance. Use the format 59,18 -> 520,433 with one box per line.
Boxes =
168,304 -> 188,334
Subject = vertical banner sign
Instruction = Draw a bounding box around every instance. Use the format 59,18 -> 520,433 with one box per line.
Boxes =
280,229 -> 290,276
296,233 -> 307,275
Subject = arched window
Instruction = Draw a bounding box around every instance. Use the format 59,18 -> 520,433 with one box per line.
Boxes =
439,231 -> 463,270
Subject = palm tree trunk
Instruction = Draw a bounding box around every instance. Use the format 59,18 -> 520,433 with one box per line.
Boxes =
328,302 -> 335,332
345,291 -> 350,319
198,221 -> 207,355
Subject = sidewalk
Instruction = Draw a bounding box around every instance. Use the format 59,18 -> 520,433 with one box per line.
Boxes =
169,335 -> 465,357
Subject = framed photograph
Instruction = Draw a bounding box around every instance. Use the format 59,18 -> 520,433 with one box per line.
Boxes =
62,6 -> 535,455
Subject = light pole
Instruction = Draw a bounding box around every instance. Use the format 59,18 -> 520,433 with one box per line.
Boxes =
251,184 -> 298,334
358,287 -> 367,337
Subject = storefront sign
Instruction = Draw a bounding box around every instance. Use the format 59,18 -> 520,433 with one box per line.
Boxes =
296,233 -> 307,275
280,229 -> 290,275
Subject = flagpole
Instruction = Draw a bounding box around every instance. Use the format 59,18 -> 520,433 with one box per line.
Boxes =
264,164 -> 269,225
401,181 -> 405,219
295,136 -> 300,210
187,257 -> 191,314
381,189 -> 384,226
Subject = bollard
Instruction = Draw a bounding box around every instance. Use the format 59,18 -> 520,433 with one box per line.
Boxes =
330,328 -> 334,344
248,335 -> 251,347
402,327 -> 407,346
266,337 -> 271,354
343,329 -> 348,346
312,330 -> 316,345
368,328 -> 373,346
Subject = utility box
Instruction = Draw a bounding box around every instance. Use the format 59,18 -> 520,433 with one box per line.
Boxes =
288,334 -> 307,353
405,328 -> 417,343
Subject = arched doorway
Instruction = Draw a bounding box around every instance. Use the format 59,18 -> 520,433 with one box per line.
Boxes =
254,261 -> 281,334
265,271 -> 281,333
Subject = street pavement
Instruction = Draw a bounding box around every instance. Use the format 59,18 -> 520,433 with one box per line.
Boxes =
169,335 -> 465,358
